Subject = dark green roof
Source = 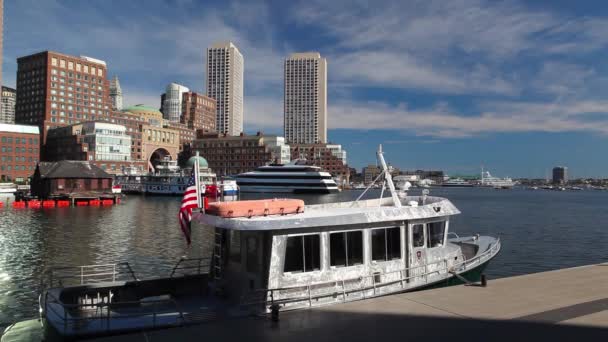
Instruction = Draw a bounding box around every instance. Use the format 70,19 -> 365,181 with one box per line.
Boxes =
122,104 -> 162,115
187,156 -> 209,169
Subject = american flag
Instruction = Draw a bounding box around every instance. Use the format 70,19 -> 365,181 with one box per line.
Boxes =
178,173 -> 198,245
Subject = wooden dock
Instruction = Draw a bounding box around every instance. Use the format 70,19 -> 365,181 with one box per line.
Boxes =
87,263 -> 608,341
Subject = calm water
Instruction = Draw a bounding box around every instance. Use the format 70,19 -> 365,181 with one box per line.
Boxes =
1,187 -> 607,325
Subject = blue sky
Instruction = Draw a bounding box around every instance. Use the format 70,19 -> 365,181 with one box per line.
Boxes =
4,0 -> 608,178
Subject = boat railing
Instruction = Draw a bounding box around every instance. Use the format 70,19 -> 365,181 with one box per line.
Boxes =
43,262 -> 138,289
43,289 -> 185,334
241,238 -> 501,311
447,232 -> 460,239
169,257 -> 212,278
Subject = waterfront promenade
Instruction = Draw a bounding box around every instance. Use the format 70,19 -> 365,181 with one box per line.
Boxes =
92,263 -> 608,341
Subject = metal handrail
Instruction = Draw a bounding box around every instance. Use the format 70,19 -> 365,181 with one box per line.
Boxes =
242,238 -> 501,309
44,289 -> 186,332
44,262 -> 138,289
169,257 -> 212,278
447,232 -> 460,239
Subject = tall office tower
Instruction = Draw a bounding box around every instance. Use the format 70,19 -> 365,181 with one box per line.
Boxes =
552,166 -> 568,185
0,86 -> 16,123
284,52 -> 327,144
15,51 -> 112,143
109,75 -> 123,110
206,42 -> 243,136
162,82 -> 189,123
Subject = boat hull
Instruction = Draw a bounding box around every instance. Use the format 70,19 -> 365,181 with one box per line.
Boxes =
238,185 -> 339,194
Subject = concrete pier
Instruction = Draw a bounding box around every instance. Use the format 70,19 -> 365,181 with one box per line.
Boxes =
92,263 -> 608,341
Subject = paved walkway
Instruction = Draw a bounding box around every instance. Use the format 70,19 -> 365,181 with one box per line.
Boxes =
93,263 -> 608,341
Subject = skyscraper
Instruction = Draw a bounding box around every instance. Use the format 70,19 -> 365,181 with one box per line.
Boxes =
552,166 -> 568,185
109,75 -> 123,110
162,82 -> 189,123
284,52 -> 327,144
206,42 -> 243,136
0,86 -> 16,123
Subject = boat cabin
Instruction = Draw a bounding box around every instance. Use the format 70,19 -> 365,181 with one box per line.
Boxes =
198,196 -> 473,310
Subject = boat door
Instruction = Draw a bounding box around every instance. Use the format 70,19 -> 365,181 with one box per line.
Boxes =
408,223 -> 427,284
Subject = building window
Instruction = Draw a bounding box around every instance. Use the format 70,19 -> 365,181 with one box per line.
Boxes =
246,236 -> 258,273
330,231 -> 363,267
284,235 -> 320,273
371,227 -> 401,262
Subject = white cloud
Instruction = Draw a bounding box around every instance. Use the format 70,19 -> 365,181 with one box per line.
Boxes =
327,99 -> 608,137
6,0 -> 608,139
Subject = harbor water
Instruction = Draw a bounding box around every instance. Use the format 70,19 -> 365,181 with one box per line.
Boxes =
1,187 -> 608,327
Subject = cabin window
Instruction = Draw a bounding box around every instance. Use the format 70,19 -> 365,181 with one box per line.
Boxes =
412,224 -> 425,247
371,227 -> 401,262
246,236 -> 258,272
428,222 -> 446,248
330,231 -> 363,267
229,231 -> 241,263
284,235 -> 320,273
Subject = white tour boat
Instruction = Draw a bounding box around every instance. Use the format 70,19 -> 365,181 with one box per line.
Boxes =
236,160 -> 339,194
31,146 -> 500,340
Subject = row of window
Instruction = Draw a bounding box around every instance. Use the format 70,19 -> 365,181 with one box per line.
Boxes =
1,156 -> 36,162
50,58 -> 104,77
0,137 -> 39,144
0,147 -> 38,153
0,165 -> 34,171
284,223 -> 446,273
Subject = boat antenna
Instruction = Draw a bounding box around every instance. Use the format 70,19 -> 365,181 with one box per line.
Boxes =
377,145 -> 402,208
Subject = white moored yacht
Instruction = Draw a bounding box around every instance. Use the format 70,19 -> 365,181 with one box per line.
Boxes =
29,146 -> 500,340
236,160 -> 339,194
480,167 -> 515,189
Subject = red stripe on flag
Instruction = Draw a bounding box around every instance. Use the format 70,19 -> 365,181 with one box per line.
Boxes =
178,184 -> 198,245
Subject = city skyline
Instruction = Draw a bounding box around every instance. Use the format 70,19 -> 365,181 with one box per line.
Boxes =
3,1 -> 608,177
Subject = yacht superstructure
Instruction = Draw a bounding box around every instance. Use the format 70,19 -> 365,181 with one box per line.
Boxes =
236,160 -> 339,193
480,168 -> 514,189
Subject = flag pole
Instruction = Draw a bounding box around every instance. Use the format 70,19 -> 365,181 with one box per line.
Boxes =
194,151 -> 202,209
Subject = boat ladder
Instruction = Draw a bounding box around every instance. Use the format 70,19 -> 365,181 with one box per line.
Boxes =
213,230 -> 223,281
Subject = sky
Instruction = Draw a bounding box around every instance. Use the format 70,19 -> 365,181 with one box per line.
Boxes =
3,0 -> 608,178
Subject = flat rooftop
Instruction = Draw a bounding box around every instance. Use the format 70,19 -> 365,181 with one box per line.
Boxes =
91,263 -> 608,341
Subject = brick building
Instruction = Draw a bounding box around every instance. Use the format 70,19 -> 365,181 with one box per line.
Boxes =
31,160 -> 113,199
44,121 -> 136,174
181,92 -> 216,132
192,132 -> 290,176
15,51 -> 112,146
0,123 -> 40,182
290,143 -> 350,180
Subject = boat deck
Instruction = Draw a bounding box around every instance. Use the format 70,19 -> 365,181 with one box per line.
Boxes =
87,263 -> 608,341
196,196 -> 461,230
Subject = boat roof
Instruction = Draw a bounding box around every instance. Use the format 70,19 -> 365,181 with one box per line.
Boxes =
194,196 -> 460,231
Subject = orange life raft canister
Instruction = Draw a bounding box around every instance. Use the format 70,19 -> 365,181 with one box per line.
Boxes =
206,199 -> 305,218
